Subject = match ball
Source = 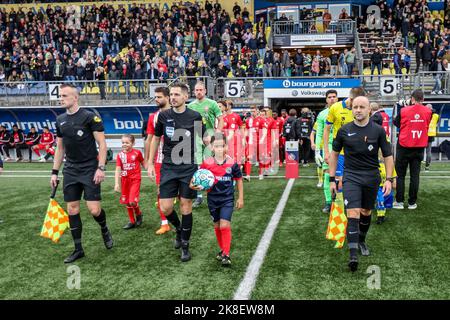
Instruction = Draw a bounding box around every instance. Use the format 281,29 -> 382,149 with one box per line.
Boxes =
192,169 -> 215,191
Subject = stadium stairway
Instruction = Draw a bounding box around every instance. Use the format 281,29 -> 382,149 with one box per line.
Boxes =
358,32 -> 447,99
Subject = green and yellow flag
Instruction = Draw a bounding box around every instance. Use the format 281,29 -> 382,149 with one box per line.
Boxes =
326,192 -> 347,248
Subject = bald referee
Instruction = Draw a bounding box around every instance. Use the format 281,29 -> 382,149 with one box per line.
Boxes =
329,96 -> 394,272
50,84 -> 113,263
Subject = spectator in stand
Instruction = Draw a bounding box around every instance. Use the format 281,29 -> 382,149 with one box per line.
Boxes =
96,66 -> 106,100
339,49 -> 348,75
108,64 -> 120,97
416,42 -> 424,73
393,48 -> 403,76
371,47 -> 383,80
311,57 -> 320,76
401,15 -> 411,49
281,49 -> 291,77
263,49 -> 273,77
431,56 -> 445,94
330,49 -> 339,76
233,2 -> 241,19
422,40 -> 433,72
345,47 -> 356,76
339,8 -> 349,20
272,52 -> 282,77
323,10 -> 332,31
294,49 -> 304,76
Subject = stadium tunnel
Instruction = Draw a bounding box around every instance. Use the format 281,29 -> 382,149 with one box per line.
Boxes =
270,98 -> 329,117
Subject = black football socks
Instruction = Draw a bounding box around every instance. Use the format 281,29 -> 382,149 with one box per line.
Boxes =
69,214 -> 83,252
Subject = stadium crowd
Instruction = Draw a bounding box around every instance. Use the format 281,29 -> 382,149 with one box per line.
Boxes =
359,0 -> 450,84
0,1 -> 266,87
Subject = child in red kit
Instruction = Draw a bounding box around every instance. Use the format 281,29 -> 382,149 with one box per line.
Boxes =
115,134 -> 144,229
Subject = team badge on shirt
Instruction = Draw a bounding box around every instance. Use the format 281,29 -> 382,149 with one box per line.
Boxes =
77,130 -> 84,137
166,126 -> 174,138
368,145 -> 374,151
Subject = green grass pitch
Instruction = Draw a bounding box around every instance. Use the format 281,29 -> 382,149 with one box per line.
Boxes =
0,162 -> 449,299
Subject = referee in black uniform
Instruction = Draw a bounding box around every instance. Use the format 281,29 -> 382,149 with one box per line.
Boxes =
329,96 -> 394,272
148,83 -> 209,262
50,84 -> 113,263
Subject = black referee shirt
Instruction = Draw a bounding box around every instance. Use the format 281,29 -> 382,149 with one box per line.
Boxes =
155,107 -> 205,165
56,108 -> 104,163
332,120 -> 392,174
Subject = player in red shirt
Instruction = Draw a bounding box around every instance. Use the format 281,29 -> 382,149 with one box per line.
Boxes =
145,87 -> 172,235
258,107 -> 277,180
244,105 -> 262,181
223,100 -> 244,165
272,111 -> 285,168
115,134 -> 144,229
32,126 -> 55,162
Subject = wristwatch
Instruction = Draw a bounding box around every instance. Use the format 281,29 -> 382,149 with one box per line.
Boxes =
98,165 -> 106,171
386,177 -> 394,183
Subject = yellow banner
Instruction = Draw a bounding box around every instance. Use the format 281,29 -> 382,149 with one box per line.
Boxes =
2,0 -> 254,21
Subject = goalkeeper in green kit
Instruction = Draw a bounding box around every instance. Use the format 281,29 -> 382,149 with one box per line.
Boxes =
313,90 -> 338,214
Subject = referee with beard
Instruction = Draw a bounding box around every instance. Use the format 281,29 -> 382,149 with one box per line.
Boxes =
148,83 -> 209,262
50,84 -> 113,263
329,96 -> 394,272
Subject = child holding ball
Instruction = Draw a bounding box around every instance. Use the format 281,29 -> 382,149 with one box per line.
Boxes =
190,133 -> 244,266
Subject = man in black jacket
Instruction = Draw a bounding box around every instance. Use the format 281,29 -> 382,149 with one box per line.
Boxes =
283,109 -> 298,142
294,49 -> 304,76
330,49 -> 339,76
370,47 -> 383,80
9,124 -> 26,161
25,126 -> 40,162
0,125 -> 12,161
296,108 -> 314,166
422,40 -> 432,71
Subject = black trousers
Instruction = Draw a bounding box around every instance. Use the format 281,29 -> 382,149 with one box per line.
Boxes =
14,143 -> 28,159
300,138 -> 311,164
395,144 -> 424,205
0,144 -> 10,157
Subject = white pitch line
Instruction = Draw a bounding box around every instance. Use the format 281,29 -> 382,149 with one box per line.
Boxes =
233,178 -> 295,301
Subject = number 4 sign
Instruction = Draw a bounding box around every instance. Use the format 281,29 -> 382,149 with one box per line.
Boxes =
49,84 -> 62,101
380,77 -> 398,97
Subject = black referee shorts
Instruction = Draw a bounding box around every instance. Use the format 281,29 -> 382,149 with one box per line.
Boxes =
342,171 -> 381,210
63,160 -> 101,202
159,163 -> 197,200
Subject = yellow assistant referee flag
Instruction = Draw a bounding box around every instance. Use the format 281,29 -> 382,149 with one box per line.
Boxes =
326,192 -> 347,249
40,181 -> 69,243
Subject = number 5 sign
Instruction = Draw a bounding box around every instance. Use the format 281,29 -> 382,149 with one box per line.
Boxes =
380,77 -> 398,97
48,84 -> 62,101
225,80 -> 244,98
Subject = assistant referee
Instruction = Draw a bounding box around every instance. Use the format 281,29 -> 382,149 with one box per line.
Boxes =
329,96 -> 394,272
50,84 -> 113,263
